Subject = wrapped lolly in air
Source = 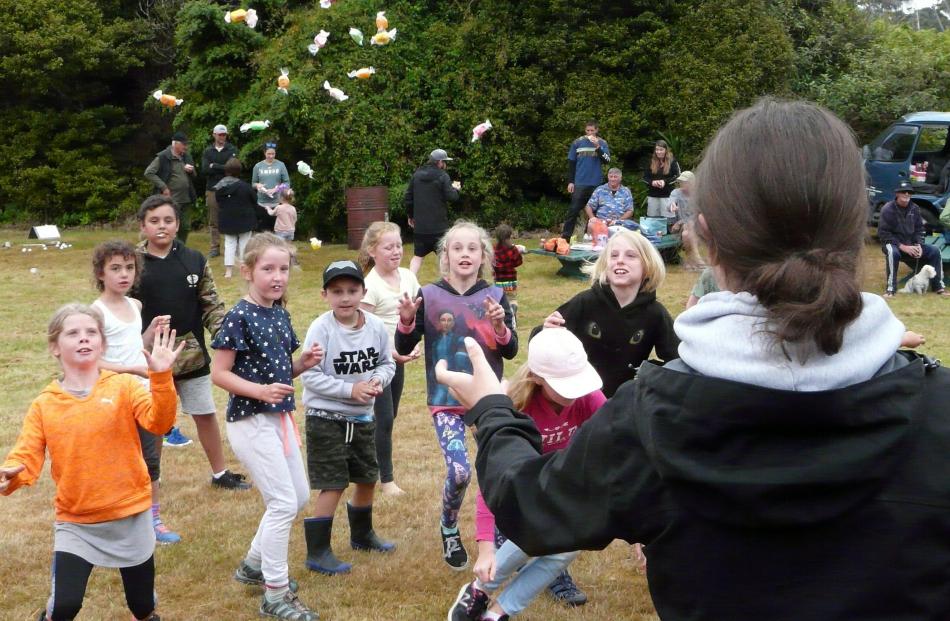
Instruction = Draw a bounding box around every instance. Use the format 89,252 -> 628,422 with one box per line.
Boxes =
346,67 -> 376,79
319,0 -> 335,7
240,119 -> 271,132
376,11 -> 389,30
308,30 -> 330,55
277,68 -> 290,94
152,90 -> 183,108
471,119 -> 492,142
297,161 -> 314,179
323,81 -> 349,102
224,8 -> 258,28
349,27 -> 364,46
370,28 -> 397,46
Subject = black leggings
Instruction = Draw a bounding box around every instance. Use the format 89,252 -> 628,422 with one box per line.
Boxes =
374,363 -> 405,483
50,552 -> 155,621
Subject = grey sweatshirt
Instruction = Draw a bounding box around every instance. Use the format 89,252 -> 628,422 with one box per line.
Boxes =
300,310 -> 395,417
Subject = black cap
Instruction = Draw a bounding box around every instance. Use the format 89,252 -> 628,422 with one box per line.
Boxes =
894,180 -> 914,194
322,260 -> 364,289
171,131 -> 189,144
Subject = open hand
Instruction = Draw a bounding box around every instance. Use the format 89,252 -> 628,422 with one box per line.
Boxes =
397,292 -> 423,326
258,383 -> 295,404
435,337 -> 504,410
142,325 -> 185,373
299,343 -> 324,371
543,311 -> 565,329
0,464 -> 24,493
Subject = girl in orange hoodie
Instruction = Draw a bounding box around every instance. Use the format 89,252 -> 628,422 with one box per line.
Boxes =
0,303 -> 183,621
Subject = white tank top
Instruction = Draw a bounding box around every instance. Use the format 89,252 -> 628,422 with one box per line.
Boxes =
93,297 -> 148,373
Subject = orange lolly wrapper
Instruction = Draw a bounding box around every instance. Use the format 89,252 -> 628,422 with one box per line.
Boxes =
346,67 -> 376,79
152,90 -> 183,107
376,11 -> 389,30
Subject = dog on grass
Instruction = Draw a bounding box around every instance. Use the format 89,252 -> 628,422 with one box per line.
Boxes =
901,264 -> 937,294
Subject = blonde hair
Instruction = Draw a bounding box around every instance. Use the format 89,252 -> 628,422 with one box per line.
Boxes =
437,220 -> 494,279
240,232 -> 295,303
357,221 -> 402,274
48,303 -> 107,351
583,229 -> 666,291
506,362 -> 541,411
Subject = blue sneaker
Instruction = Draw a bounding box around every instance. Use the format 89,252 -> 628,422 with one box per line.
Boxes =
163,427 -> 192,447
154,518 -> 181,545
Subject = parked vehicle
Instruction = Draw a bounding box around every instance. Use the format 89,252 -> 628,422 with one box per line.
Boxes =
864,112 -> 950,232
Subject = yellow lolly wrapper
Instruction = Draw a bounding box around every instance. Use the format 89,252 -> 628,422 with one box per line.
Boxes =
346,67 -> 376,79
370,28 -> 397,46
277,68 -> 290,94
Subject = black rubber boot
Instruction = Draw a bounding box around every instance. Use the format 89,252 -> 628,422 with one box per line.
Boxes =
303,517 -> 352,575
347,503 -> 396,552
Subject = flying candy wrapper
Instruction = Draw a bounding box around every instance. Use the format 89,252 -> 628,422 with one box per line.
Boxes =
310,237 -> 323,249
224,8 -> 258,29
370,28 -> 397,46
240,119 -> 271,133
307,30 -> 330,55
376,11 -> 389,30
319,0 -> 335,8
346,67 -> 376,79
297,161 -> 314,179
471,119 -> 492,142
152,90 -> 183,108
349,28 -> 364,46
277,68 -> 290,94
323,81 -> 348,102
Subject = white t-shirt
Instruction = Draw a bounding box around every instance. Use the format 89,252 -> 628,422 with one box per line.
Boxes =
362,267 -> 421,340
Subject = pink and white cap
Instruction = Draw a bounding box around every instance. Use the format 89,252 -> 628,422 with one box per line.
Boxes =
528,328 -> 602,399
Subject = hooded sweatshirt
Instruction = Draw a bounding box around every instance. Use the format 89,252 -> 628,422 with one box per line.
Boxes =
555,283 -> 678,397
213,175 -> 258,235
464,292 -> 950,620
403,163 -> 459,234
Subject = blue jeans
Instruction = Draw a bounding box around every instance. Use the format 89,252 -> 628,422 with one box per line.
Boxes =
477,539 -> 578,616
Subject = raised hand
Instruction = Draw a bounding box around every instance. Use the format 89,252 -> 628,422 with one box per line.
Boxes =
0,464 -> 25,493
397,292 -> 423,326
258,383 -> 295,405
543,311 -> 565,329
142,325 -> 185,373
299,343 -> 324,371
483,297 -> 506,334
435,337 -> 504,410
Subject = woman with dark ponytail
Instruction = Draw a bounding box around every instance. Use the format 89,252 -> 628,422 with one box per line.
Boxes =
437,99 -> 950,620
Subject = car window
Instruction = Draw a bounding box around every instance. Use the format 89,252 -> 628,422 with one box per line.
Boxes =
867,125 -> 918,162
916,125 -> 949,153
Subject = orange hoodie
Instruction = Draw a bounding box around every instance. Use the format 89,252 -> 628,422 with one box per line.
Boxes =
1,370 -> 177,523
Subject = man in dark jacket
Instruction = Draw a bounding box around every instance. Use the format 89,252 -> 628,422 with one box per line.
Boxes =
144,131 -> 198,244
878,180 -> 946,296
405,148 -> 461,274
200,124 -> 238,258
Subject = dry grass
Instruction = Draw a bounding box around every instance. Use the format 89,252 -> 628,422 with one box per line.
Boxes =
0,228 -> 947,621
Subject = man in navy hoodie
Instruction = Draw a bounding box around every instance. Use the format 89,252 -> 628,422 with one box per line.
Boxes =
878,180 -> 947,297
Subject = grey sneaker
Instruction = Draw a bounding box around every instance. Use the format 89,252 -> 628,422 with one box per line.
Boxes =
260,590 -> 319,621
234,561 -> 299,593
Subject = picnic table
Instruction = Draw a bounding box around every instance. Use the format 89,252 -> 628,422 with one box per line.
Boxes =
527,233 -> 682,280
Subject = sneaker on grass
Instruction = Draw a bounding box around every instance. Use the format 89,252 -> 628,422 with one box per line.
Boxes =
211,469 -> 252,490
448,581 -> 490,621
162,427 -> 192,447
153,519 -> 181,545
234,561 -> 299,593
259,590 -> 318,621
547,570 -> 588,607
441,524 -> 468,571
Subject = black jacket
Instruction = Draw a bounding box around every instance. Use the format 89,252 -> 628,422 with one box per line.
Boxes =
467,352 -> 950,620
214,177 -> 258,235
145,147 -> 197,203
404,163 -> 459,234
201,142 -> 239,191
555,284 -> 678,397
643,159 -> 681,199
878,199 -> 925,247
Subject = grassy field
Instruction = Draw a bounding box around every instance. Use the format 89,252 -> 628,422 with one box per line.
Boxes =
1,228 -> 947,621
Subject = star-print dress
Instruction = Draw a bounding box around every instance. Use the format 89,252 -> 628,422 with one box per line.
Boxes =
211,299 -> 300,421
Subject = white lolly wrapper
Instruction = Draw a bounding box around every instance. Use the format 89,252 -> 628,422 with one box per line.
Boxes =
323,81 -> 349,102
349,27 -> 364,46
308,30 -> 330,55
297,161 -> 314,179
240,119 -> 271,132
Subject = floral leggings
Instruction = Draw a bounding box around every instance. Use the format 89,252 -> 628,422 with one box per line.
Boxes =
432,410 -> 472,528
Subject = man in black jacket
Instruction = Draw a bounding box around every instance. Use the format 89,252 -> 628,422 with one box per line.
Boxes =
878,180 -> 946,297
404,148 -> 461,274
144,131 -> 198,244
200,124 -> 238,258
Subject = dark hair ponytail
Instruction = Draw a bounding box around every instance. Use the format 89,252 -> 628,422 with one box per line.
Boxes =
694,98 -> 867,356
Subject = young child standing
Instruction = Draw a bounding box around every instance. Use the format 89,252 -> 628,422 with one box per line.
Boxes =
449,328 -> 606,621
267,185 -> 298,243
210,233 -> 323,621
545,228 -> 679,398
395,221 -> 518,571
133,195 -> 250,489
300,260 -> 397,575
358,222 -> 422,497
92,240 -> 180,545
1,304 -> 182,621
492,224 -> 525,329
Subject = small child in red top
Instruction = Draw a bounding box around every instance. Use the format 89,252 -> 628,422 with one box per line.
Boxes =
492,224 -> 525,328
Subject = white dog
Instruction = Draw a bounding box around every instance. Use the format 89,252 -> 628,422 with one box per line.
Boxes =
901,264 -> 937,294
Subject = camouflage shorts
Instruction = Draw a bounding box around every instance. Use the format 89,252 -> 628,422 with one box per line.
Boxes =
305,416 -> 378,490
